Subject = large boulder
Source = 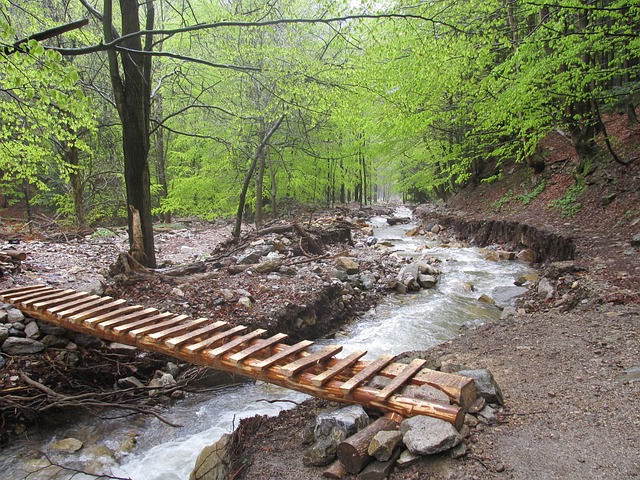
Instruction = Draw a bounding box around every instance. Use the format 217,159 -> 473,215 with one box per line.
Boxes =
2,337 -> 45,354
400,415 -> 461,455
491,285 -> 528,308
190,434 -> 231,480
457,368 -> 504,405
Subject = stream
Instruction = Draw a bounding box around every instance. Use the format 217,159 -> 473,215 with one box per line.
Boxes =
0,209 -> 534,480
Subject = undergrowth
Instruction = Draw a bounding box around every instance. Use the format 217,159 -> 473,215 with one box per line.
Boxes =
549,180 -> 587,218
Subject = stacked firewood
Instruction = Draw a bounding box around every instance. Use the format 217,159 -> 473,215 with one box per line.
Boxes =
0,249 -> 26,276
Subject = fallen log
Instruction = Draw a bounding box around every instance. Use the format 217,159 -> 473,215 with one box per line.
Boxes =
0,250 -> 27,261
337,412 -> 403,474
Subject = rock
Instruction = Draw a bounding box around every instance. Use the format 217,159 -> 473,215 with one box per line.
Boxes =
467,396 -> 486,414
77,277 -> 105,295
24,321 -> 39,339
368,430 -> 403,461
516,248 -> 537,263
190,433 -> 231,480
157,373 -> 176,386
464,414 -> 479,427
166,362 -> 180,378
2,337 -> 45,354
118,376 -> 145,389
359,448 -> 401,480
0,326 -> 8,343
631,233 -> 640,247
457,369 -> 504,405
618,366 -> 640,383
0,311 -> 7,323
400,384 -> 451,404
400,416 -> 462,455
109,342 -> 137,356
406,226 -> 421,237
430,224 -> 442,234
11,322 -> 25,331
39,323 -> 68,336
238,296 -> 253,308
366,236 -> 378,246
601,192 -> 616,206
303,438 -> 338,467
314,405 -> 370,441
335,257 -> 359,274
237,250 -> 262,265
6,309 -> 24,323
417,274 -> 437,289
478,294 -> 495,305
254,260 -> 282,274
74,332 -> 101,348
396,449 -> 422,468
491,285 -> 528,308
228,264 -> 250,275
328,268 -> 349,282
0,356 -> 4,368
49,437 -> 83,453
360,273 -> 377,290
386,216 -> 411,226
477,404 -> 499,423
497,250 -> 516,260
500,306 -> 518,319
448,442 -> 467,459
537,277 -> 555,300
42,335 -> 69,348
484,251 -> 500,262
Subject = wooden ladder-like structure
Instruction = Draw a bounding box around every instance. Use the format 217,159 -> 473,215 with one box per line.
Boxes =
0,285 -> 477,429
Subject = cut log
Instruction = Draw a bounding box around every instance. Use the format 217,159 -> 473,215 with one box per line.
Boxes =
337,412 -> 403,474
293,222 -> 325,255
323,459 -> 347,478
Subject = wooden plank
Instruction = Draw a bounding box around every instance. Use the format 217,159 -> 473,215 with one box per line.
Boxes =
0,284 -> 47,296
252,340 -> 314,372
67,299 -> 127,324
112,311 -> 174,334
311,350 -> 368,387
375,358 -> 427,401
31,291 -> 90,310
184,325 -> 247,354
128,314 -> 189,337
340,354 -> 396,394
206,329 -> 267,358
54,296 -> 115,318
165,321 -> 227,349
81,305 -> 145,328
5,286 -> 56,303
147,317 -> 209,341
281,345 -> 343,378
19,289 -> 77,307
46,295 -> 100,315
96,307 -> 159,331
228,333 -> 288,365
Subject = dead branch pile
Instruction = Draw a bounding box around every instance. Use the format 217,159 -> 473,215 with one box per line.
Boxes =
0,249 -> 27,277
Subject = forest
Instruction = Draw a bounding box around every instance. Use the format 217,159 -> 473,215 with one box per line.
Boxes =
1,0 -> 638,267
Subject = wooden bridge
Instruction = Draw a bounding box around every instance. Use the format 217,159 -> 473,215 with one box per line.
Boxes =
0,284 -> 477,429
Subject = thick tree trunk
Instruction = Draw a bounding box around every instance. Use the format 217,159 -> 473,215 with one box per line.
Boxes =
67,145 -> 85,228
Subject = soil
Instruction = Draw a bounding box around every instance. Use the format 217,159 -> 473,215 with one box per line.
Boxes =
0,113 -> 639,479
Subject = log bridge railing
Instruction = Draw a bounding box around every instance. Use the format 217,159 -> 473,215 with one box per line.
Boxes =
0,285 -> 477,429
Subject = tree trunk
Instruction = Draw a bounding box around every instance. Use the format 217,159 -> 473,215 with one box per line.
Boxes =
155,93 -> 171,224
104,0 -> 157,268
67,145 -> 85,228
268,152 -> 278,219
255,134 -> 266,228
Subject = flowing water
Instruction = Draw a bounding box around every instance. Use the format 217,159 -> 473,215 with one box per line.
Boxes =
0,208 -> 534,480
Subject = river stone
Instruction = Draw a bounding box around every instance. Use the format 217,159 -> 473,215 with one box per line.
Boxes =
360,273 -> 377,290
368,430 -> 403,461
477,294 -> 495,305
632,233 -> 640,247
2,337 -> 45,354
42,335 -> 70,348
118,376 -> 145,389
39,323 -> 68,336
237,250 -> 262,265
74,332 -> 101,348
400,384 -> 451,404
190,433 -> 231,480
457,369 -> 504,405
359,448 -> 402,480
0,326 -> 8,343
396,449 -> 421,468
537,277 -> 555,299
7,309 -> 24,323
517,248 -> 538,263
0,356 -> 5,368
0,311 -> 7,323
618,366 -> 640,383
417,274 -> 437,288
314,405 -> 369,440
109,342 -> 137,356
303,437 -> 338,466
491,285 -> 528,308
77,277 -> 105,296
400,416 -> 462,456
50,437 -> 83,453
24,321 -> 39,339
335,257 -> 359,274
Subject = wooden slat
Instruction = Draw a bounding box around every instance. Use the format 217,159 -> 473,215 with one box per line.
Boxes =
46,295 -> 100,315
252,340 -> 314,372
54,296 -> 115,318
96,307 -> 159,331
31,291 -> 90,310
147,317 -> 209,341
128,314 -> 189,337
340,354 -> 396,394
165,320 -> 227,349
67,298 -> 127,324
112,311 -> 175,334
375,358 -> 427,401
184,325 -> 247,354
82,305 -> 145,327
206,329 -> 267,358
20,289 -> 76,307
281,345 -> 343,378
6,286 -> 56,303
229,333 -> 288,365
0,284 -> 47,296
311,350 -> 368,387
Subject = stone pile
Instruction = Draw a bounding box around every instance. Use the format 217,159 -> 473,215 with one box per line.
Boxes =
300,366 -> 503,479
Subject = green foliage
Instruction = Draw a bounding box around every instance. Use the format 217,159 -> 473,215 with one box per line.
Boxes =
550,181 -> 587,218
492,189 -> 515,211
91,227 -> 118,238
517,180 -> 546,206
